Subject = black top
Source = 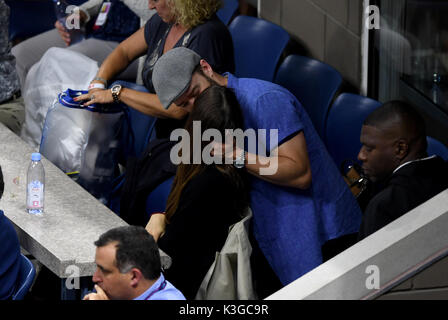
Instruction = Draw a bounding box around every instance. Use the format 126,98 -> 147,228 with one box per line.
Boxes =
358,156 -> 448,240
142,14 -> 235,92
158,166 -> 246,299
142,14 -> 235,140
86,0 -> 140,42
119,139 -> 177,226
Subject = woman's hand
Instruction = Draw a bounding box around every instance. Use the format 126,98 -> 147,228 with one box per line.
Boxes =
210,140 -> 243,164
145,213 -> 167,242
74,88 -> 114,106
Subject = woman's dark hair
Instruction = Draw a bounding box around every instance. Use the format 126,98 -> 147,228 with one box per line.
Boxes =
166,85 -> 248,220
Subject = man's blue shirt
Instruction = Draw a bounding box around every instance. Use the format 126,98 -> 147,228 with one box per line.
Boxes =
226,73 -> 362,285
133,273 -> 186,300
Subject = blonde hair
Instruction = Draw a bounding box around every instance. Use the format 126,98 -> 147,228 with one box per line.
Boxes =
169,0 -> 222,29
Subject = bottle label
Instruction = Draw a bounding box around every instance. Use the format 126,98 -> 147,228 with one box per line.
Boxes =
93,2 -> 112,30
27,180 -> 44,208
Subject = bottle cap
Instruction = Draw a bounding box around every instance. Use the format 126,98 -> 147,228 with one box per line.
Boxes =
31,153 -> 41,161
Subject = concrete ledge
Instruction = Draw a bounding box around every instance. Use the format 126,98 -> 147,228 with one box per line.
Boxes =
0,123 -> 171,278
267,189 -> 448,300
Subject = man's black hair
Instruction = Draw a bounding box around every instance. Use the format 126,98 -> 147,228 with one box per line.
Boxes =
364,100 -> 427,151
364,100 -> 426,136
94,226 -> 161,280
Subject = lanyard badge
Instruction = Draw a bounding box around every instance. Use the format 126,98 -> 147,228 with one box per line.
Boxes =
93,2 -> 112,30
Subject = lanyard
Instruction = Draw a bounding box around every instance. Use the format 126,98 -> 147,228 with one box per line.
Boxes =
144,280 -> 167,300
93,1 -> 112,30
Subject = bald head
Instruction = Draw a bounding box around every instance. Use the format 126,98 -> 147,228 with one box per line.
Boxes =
358,101 -> 428,182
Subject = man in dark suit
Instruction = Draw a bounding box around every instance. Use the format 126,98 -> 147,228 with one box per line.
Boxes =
357,100 -> 448,240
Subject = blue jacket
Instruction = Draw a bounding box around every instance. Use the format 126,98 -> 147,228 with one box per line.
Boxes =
0,210 -> 21,300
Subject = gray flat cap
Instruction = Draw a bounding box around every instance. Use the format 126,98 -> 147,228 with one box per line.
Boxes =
152,47 -> 202,109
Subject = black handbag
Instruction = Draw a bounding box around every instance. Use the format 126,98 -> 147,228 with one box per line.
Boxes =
119,138 -> 177,226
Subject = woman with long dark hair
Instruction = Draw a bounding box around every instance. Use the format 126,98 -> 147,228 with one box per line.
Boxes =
147,85 -> 249,299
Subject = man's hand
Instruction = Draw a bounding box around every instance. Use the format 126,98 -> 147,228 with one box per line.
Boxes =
145,213 -> 167,242
210,140 -> 244,165
55,20 -> 71,46
83,285 -> 110,300
55,9 -> 87,46
74,89 -> 114,106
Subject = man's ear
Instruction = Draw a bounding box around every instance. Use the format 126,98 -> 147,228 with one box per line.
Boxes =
395,138 -> 409,160
129,268 -> 144,288
200,59 -> 213,77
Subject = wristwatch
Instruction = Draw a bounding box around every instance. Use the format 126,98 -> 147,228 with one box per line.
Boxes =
111,84 -> 122,103
233,149 -> 246,169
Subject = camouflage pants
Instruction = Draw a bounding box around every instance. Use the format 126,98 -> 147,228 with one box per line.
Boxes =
0,96 -> 25,135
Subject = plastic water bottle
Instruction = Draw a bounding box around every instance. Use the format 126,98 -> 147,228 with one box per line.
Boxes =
53,0 -> 85,45
26,153 -> 45,215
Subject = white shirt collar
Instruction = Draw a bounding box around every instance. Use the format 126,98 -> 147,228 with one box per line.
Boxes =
392,155 -> 437,175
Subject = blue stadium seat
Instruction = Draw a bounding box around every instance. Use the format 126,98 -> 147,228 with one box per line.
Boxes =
7,0 -> 55,42
427,136 -> 448,161
325,94 -> 448,169
324,93 -> 382,168
228,15 -> 290,82
275,54 -> 342,138
121,107 -> 156,162
12,254 -> 36,300
145,176 -> 175,224
217,0 -> 239,25
7,0 -> 87,42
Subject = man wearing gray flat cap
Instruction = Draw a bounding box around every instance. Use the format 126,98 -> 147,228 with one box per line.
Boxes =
149,47 -> 362,295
